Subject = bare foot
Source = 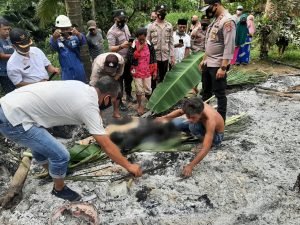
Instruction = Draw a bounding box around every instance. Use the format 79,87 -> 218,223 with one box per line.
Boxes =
112,112 -> 121,119
137,107 -> 144,116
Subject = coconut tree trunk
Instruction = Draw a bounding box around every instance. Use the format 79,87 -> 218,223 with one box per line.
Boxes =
65,0 -> 92,81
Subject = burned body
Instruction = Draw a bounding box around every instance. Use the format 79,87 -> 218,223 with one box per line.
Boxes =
110,118 -> 179,153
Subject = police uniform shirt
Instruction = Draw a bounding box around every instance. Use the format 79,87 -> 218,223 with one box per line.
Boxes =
205,11 -> 236,67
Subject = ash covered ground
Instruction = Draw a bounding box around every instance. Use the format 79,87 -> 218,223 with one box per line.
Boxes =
0,76 -> 300,225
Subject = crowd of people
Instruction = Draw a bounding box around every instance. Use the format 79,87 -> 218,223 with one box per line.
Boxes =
0,0 -> 257,201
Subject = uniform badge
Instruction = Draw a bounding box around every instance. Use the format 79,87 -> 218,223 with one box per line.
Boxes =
224,22 -> 233,32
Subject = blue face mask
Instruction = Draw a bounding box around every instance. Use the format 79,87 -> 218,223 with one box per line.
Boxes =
99,96 -> 112,110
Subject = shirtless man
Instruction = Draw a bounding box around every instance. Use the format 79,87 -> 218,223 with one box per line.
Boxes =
157,97 -> 224,177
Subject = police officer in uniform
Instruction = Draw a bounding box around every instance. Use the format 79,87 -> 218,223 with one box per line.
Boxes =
199,0 -> 236,122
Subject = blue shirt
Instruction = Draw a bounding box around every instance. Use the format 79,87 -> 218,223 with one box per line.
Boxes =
0,38 -> 14,76
50,35 -> 86,83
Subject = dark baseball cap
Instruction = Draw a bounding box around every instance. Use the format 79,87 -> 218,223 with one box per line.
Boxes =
103,54 -> 119,74
201,0 -> 221,12
9,28 -> 32,48
113,9 -> 127,19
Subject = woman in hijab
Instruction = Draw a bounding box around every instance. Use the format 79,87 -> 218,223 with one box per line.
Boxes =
235,14 -> 256,65
230,13 -> 249,65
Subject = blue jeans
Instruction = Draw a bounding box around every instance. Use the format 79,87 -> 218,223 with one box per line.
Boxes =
0,107 -> 69,178
172,118 -> 224,146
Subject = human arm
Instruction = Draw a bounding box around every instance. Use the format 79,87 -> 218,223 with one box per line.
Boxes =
115,63 -> 124,80
198,53 -> 207,71
182,121 -> 215,177
0,47 -> 12,60
93,135 -> 142,176
49,36 -> 60,51
157,109 -> 185,122
169,27 -> 175,66
46,65 -> 60,75
184,36 -> 191,58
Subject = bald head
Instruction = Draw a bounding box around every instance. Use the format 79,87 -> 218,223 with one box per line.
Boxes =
192,15 -> 199,21
191,15 -> 199,26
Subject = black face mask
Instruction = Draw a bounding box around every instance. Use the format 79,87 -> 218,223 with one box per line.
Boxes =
191,20 -> 197,25
99,96 -> 112,110
151,19 -> 156,22
206,5 -> 217,19
157,13 -> 166,20
117,21 -> 126,29
201,23 -> 209,30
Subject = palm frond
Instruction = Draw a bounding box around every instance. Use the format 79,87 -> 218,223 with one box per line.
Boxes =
36,0 -> 64,27
147,52 -> 204,114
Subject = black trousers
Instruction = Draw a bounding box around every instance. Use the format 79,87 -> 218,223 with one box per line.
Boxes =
0,76 -> 15,94
202,66 -> 227,122
119,62 -> 133,98
152,60 -> 169,91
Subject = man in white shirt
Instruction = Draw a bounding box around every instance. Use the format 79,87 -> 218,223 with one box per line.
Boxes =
173,19 -> 191,64
7,28 -> 59,88
0,76 -> 142,201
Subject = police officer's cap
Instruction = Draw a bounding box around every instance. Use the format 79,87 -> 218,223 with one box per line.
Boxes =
113,9 -> 127,19
155,4 -> 167,12
201,0 -> 221,12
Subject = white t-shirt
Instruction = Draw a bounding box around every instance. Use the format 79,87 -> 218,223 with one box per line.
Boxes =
7,47 -> 50,85
0,80 -> 106,135
173,32 -> 191,63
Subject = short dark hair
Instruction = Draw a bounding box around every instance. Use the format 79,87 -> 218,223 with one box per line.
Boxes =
0,18 -> 10,27
135,27 -> 147,37
182,97 -> 204,117
94,76 -> 121,97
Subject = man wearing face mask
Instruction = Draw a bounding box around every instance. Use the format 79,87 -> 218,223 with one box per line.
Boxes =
199,0 -> 236,122
50,15 -> 86,83
190,15 -> 201,34
190,15 -> 210,53
107,9 -> 136,108
7,28 -> 60,88
0,76 -> 142,201
147,4 -> 174,91
145,11 -> 157,29
233,5 -> 243,24
90,52 -> 125,118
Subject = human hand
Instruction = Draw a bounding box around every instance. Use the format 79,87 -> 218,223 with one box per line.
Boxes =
53,67 -> 60,75
121,41 -> 130,49
72,27 -> 80,36
216,68 -> 226,79
182,164 -> 194,177
198,60 -> 205,71
154,116 -> 168,123
170,56 -> 175,66
174,43 -> 184,48
152,72 -> 157,80
53,29 -> 61,40
127,164 -> 142,177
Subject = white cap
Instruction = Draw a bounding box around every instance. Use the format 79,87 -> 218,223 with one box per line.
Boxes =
237,5 -> 243,10
55,15 -> 72,28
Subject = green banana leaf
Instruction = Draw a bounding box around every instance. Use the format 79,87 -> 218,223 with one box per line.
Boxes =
147,52 -> 204,114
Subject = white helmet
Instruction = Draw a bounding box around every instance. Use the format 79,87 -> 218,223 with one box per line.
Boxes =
55,15 -> 72,28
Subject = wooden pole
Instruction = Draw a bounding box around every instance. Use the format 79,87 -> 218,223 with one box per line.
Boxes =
0,156 -> 32,209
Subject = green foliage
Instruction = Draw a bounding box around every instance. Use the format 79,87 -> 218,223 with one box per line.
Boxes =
36,0 -> 65,27
147,52 -> 204,114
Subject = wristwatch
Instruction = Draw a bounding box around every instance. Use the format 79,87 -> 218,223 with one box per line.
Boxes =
119,45 -> 123,50
220,66 -> 227,71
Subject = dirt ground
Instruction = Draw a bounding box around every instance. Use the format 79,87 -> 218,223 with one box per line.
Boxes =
0,62 -> 300,225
